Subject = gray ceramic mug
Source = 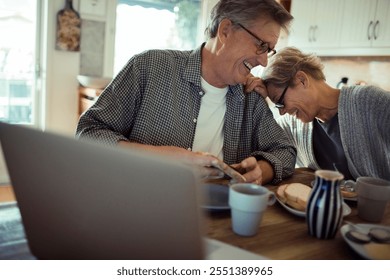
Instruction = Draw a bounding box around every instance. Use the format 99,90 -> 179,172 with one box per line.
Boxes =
355,177 -> 390,222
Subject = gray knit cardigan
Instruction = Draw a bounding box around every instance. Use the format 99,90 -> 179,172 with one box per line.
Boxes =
276,85 -> 390,180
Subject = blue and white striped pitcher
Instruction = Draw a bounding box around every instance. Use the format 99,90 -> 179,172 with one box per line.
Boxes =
307,170 -> 344,239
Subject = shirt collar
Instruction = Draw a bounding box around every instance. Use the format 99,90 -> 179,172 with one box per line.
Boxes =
182,44 -> 204,88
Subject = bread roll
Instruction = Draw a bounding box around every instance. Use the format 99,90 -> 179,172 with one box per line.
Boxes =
284,183 -> 312,209
285,199 -> 306,211
276,183 -> 311,211
276,184 -> 288,203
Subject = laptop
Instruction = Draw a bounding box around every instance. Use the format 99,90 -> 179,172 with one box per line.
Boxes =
0,122 -> 264,260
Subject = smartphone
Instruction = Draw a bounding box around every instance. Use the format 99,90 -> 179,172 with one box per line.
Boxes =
210,157 -> 246,183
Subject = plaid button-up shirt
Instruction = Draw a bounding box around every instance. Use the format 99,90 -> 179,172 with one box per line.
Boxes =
76,45 -> 296,183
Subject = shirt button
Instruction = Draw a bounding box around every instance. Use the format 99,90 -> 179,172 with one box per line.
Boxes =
193,118 -> 197,123
199,91 -> 204,96
187,147 -> 192,151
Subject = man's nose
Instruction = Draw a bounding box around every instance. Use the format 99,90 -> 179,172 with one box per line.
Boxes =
256,52 -> 268,67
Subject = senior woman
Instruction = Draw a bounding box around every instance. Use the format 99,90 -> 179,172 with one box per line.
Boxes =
260,47 -> 390,181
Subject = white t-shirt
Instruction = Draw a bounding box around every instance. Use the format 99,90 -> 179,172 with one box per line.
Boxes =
192,77 -> 227,160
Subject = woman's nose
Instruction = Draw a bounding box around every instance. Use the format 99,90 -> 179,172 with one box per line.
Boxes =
278,107 -> 287,115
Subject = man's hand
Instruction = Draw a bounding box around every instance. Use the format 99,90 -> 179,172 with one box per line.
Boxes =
231,157 -> 274,185
118,141 -> 224,178
119,142 -> 275,183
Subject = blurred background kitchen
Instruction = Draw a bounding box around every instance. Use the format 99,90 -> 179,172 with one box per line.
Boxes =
1,0 -> 389,183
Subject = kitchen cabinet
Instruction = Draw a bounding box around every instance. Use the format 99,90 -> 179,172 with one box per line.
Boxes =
373,0 -> 390,47
288,0 -> 344,49
288,0 -> 390,56
340,0 -> 390,48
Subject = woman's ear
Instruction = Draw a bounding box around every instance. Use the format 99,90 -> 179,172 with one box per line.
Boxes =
295,71 -> 310,88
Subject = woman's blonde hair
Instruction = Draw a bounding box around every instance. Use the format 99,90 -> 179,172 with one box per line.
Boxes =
262,47 -> 325,89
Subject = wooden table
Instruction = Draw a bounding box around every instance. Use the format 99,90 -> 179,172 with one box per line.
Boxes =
203,168 -> 390,260
1,169 -> 389,260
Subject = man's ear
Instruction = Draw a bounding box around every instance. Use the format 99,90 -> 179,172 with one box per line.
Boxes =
217,18 -> 233,44
295,71 -> 310,88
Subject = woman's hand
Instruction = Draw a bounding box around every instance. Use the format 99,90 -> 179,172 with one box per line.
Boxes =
244,74 -> 268,98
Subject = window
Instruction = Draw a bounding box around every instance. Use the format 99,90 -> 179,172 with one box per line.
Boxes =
0,0 -> 40,125
114,0 -> 201,74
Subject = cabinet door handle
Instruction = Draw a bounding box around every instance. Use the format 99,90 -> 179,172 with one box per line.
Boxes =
308,26 -> 313,42
367,20 -> 373,40
374,20 -> 379,40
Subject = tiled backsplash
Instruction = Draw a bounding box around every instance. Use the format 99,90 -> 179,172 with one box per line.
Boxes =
320,56 -> 390,91
79,19 -> 105,77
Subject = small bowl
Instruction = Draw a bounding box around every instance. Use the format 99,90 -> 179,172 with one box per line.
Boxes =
77,75 -> 112,89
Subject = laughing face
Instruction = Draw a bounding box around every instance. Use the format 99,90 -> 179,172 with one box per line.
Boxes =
237,19 -> 280,82
211,18 -> 281,87
267,82 -> 317,123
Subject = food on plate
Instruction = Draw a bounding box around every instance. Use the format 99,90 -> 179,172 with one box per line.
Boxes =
197,152 -> 246,183
345,230 -> 371,243
340,182 -> 357,199
276,183 -> 312,211
340,188 -> 357,198
276,184 -> 288,203
369,227 -> 390,243
285,183 -> 311,207
316,180 -> 357,199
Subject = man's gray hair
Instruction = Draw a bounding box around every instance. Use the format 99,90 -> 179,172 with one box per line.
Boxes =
204,0 -> 293,40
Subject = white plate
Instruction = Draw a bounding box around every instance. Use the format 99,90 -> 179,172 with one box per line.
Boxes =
201,183 -> 230,211
275,196 -> 351,218
340,224 -> 390,259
